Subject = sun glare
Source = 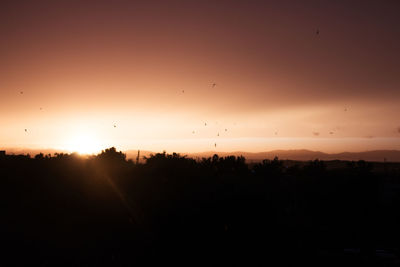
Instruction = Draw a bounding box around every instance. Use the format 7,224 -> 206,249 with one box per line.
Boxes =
66,134 -> 103,155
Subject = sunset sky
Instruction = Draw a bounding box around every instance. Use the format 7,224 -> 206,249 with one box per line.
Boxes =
1,0 -> 399,154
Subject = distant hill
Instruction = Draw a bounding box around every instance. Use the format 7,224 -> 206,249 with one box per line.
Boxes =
2,148 -> 400,162
125,149 -> 400,162
184,150 -> 400,162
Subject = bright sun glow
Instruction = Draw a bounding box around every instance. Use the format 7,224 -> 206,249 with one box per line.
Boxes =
66,133 -> 103,155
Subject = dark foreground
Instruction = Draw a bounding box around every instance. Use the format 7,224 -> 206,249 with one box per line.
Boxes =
1,148 -> 400,266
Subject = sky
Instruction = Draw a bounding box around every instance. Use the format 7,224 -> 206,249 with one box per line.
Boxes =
1,0 -> 400,154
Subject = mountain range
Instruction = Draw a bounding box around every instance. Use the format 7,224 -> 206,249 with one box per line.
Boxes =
2,148 -> 400,162
125,149 -> 400,162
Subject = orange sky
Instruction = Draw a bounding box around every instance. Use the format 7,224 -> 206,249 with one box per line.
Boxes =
1,0 -> 400,154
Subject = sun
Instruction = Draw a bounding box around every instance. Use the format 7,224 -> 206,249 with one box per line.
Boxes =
66,133 -> 103,155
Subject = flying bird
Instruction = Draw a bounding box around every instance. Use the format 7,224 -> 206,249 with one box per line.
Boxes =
313,132 -> 320,136
205,123 -> 207,126
20,91 -> 23,94
182,90 -> 184,94
217,133 -> 219,136
212,83 -> 217,88
224,128 -> 227,132
214,143 -> 217,148
24,129 -> 27,133
329,131 -> 334,135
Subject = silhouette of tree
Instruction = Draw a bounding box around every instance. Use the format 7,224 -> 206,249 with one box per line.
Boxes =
96,147 -> 127,162
254,156 -> 284,176
1,149 -> 398,266
35,153 -> 44,160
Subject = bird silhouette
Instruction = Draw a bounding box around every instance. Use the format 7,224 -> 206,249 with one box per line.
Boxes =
39,107 -> 42,110
214,143 -> 217,148
224,128 -> 227,132
212,83 -> 217,88
316,28 -> 320,35
20,91 -> 23,94
329,131 -> 334,135
24,129 -> 27,133
205,123 -> 207,126
217,133 -> 219,136
313,132 -> 320,136
113,124 -> 117,128
182,90 -> 184,93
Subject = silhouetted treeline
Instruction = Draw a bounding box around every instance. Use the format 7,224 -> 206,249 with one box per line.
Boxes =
1,148 -> 400,266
